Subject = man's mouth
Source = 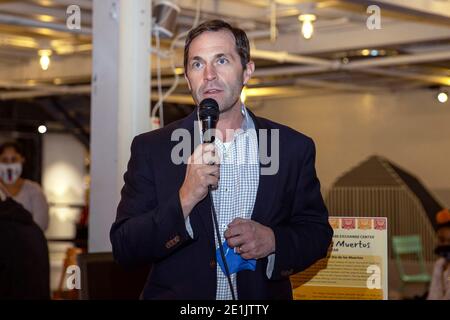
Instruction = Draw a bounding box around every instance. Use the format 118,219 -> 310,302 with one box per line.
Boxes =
203,89 -> 223,95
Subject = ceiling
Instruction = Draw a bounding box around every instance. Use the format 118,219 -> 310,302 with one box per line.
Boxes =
0,0 -> 449,145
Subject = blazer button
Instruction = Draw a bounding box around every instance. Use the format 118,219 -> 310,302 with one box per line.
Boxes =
165,235 -> 180,249
209,259 -> 216,269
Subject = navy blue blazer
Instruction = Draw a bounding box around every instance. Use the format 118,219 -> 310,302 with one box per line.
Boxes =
110,108 -> 333,300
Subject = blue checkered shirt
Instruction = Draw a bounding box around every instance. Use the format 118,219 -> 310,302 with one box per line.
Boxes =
186,105 -> 274,300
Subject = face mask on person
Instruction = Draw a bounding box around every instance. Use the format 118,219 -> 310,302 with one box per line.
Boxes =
0,162 -> 22,184
434,244 -> 450,262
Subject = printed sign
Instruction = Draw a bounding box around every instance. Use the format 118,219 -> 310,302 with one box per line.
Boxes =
291,217 -> 388,300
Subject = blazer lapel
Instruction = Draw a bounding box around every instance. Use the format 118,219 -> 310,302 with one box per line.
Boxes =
247,109 -> 280,225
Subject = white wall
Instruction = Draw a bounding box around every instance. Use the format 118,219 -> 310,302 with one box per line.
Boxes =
42,133 -> 87,291
250,89 -> 450,207
42,133 -> 86,238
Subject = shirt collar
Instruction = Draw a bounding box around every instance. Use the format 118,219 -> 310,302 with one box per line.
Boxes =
197,103 -> 255,134
240,103 -> 254,132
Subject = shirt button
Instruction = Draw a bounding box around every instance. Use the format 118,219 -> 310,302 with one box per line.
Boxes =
221,224 -> 227,229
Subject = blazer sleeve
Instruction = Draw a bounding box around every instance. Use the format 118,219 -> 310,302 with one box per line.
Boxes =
270,137 -> 333,280
110,135 -> 193,267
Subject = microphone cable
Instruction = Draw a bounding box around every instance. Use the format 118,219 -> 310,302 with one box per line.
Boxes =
208,186 -> 236,300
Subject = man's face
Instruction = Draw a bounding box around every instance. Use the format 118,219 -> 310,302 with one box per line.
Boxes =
185,30 -> 254,114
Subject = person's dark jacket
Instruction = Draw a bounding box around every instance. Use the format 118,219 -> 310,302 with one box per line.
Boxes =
0,198 -> 50,299
111,108 -> 333,299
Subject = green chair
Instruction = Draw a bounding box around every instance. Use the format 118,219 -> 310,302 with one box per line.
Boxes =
392,235 -> 431,294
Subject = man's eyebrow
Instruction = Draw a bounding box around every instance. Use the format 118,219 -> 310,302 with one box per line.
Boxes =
215,53 -> 234,60
190,56 -> 204,63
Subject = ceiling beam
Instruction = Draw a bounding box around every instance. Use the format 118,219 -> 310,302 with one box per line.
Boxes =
343,0 -> 450,20
255,21 -> 450,55
0,48 -> 184,83
0,2 -> 92,25
359,68 -> 450,87
0,13 -> 91,35
178,0 -> 267,21
28,0 -> 93,10
0,85 -> 90,100
343,50 -> 450,69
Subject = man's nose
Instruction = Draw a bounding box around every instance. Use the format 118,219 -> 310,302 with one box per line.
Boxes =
203,64 -> 217,81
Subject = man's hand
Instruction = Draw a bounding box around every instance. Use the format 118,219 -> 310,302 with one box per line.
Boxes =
224,218 -> 276,260
179,143 -> 220,218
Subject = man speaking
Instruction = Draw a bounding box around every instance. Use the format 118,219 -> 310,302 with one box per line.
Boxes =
110,19 -> 333,300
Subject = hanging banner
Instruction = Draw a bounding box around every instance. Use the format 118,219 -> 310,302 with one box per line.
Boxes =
291,217 -> 388,300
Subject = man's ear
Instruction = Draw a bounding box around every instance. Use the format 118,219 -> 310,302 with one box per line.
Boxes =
184,74 -> 192,91
243,61 -> 255,86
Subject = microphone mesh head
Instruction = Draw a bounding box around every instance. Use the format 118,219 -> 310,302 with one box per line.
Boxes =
199,98 -> 219,121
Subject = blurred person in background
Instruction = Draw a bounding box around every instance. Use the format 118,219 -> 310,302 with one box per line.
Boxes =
0,141 -> 49,231
427,208 -> 450,300
0,182 -> 50,299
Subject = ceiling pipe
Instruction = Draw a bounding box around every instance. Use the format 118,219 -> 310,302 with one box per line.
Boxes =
0,85 -> 90,100
0,13 -> 91,35
0,81 -> 88,91
251,49 -> 335,67
343,51 -> 450,70
251,49 -> 450,86
0,86 -> 195,102
252,49 -> 450,71
359,68 -> 450,86
255,65 -> 450,87
342,0 -> 450,21
32,0 -> 93,10
294,78 -> 383,92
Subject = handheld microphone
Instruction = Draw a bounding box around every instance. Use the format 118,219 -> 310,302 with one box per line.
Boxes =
199,98 -> 219,143
198,98 -> 236,300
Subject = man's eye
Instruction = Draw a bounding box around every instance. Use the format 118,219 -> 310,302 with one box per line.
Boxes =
217,57 -> 228,65
192,61 -> 202,69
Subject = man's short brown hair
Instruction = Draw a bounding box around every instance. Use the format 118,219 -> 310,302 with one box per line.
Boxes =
183,19 -> 250,72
